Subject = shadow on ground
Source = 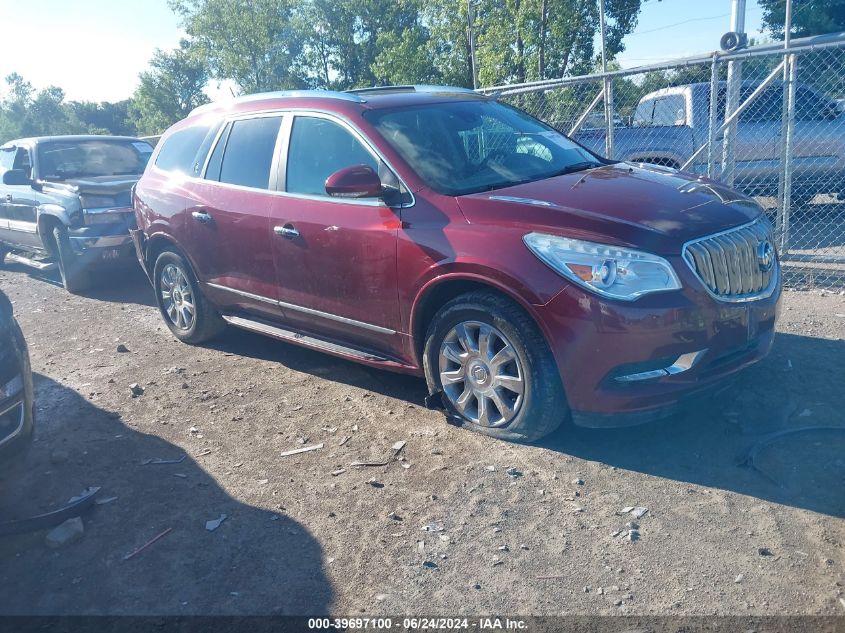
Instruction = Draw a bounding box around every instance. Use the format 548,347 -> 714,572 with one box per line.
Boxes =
540,332 -> 845,518
0,375 -> 332,615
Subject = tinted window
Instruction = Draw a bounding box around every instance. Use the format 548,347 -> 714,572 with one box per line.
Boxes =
155,125 -> 210,173
219,116 -> 282,189
191,121 -> 223,176
38,140 -> 150,180
204,123 -> 230,181
287,117 -> 378,196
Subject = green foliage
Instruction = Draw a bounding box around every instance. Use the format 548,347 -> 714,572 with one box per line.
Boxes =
761,0 -> 845,38
130,40 -> 210,136
169,0 -> 305,93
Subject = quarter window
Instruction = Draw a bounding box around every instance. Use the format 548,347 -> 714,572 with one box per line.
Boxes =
155,125 -> 211,173
218,116 -> 282,189
286,116 -> 378,196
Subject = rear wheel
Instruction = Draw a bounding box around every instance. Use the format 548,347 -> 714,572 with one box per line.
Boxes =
52,226 -> 91,293
423,291 -> 567,442
153,249 -> 225,344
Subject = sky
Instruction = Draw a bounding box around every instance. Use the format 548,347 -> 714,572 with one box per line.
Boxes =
0,0 -> 768,103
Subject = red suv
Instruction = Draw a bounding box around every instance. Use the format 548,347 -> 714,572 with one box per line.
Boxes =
131,86 -> 781,442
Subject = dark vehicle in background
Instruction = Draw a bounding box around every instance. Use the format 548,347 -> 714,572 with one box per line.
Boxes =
574,81 -> 845,205
132,86 -> 781,442
0,290 -> 34,462
0,136 -> 154,292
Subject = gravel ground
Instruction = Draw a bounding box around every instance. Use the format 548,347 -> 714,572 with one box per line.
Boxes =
0,263 -> 843,617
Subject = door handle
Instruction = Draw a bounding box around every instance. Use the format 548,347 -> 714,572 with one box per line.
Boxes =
273,224 -> 299,239
191,210 -> 213,224
5,194 -> 11,203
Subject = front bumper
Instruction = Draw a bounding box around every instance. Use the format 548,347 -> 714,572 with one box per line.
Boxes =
535,261 -> 782,428
68,223 -> 135,264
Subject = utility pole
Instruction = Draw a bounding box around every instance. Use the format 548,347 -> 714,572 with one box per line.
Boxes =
721,0 -> 746,186
467,0 -> 479,89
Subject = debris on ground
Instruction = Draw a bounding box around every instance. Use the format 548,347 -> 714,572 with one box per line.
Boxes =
129,383 -> 144,397
45,517 -> 84,549
116,344 -> 129,353
330,468 -> 346,476
141,455 -> 186,465
280,443 -> 324,457
506,467 -> 523,478
0,486 -> 99,537
735,574 -> 744,583
205,514 -> 228,531
630,507 -> 649,519
367,478 -> 384,488
350,440 -> 407,467
741,426 -> 845,484
123,527 -> 173,560
422,561 -> 438,569
758,547 -> 772,556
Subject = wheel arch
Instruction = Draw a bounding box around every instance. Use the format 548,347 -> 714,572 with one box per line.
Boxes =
410,273 -> 553,367
36,213 -> 65,256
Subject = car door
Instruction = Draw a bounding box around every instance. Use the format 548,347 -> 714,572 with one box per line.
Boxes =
788,86 -> 841,194
729,85 -> 780,188
186,113 -> 288,324
269,112 -> 402,356
5,147 -> 40,248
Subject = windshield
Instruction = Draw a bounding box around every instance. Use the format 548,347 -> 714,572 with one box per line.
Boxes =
364,99 -> 601,196
37,139 -> 153,181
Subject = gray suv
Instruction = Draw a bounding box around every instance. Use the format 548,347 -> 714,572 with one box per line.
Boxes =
0,135 -> 153,292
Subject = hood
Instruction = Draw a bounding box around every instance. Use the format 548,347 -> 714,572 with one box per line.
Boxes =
42,175 -> 140,197
456,163 -> 763,255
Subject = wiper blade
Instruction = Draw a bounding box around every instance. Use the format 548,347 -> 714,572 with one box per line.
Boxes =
551,161 -> 602,177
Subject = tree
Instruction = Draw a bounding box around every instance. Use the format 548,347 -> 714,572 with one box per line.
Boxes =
130,40 -> 210,135
0,74 -> 85,143
169,0 -> 305,93
760,0 -> 845,38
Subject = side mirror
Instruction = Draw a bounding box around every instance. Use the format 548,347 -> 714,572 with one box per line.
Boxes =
325,165 -> 383,199
2,169 -> 31,186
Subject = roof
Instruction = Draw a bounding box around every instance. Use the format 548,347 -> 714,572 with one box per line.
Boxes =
188,85 -> 487,117
1,135 -> 148,149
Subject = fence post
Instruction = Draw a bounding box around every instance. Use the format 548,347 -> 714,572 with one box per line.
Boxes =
707,54 -> 720,178
777,53 -> 797,253
599,0 -> 614,159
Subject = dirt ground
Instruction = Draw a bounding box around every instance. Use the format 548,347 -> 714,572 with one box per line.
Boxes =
0,262 -> 843,617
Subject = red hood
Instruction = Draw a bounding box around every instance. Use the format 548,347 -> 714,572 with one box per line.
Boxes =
455,163 -> 763,255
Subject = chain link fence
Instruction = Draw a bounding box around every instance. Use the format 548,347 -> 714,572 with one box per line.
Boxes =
480,33 -> 845,290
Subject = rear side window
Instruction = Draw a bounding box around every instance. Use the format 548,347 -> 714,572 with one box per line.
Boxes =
218,116 -> 282,189
286,116 -> 378,196
155,125 -> 211,173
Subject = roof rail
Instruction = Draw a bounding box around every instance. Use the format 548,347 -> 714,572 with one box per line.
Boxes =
345,85 -> 478,96
189,89 -> 366,116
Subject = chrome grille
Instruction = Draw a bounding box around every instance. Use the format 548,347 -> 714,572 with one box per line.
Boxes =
683,217 -> 778,301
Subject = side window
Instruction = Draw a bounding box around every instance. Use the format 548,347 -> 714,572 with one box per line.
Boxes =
633,100 -> 655,127
286,116 -> 378,196
651,95 -> 686,126
218,116 -> 282,189
0,148 -> 14,171
204,123 -> 231,181
741,86 -> 782,123
13,148 -> 32,179
795,88 -> 832,121
155,124 -> 211,173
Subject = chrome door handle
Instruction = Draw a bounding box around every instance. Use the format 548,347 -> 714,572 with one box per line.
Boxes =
191,210 -> 212,223
274,225 -> 299,239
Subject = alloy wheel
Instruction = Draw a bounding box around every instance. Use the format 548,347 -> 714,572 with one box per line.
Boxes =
438,320 -> 525,427
160,263 -> 195,331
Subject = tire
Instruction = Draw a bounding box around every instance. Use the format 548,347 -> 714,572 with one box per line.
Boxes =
153,249 -> 225,344
422,291 -> 567,443
52,226 -> 91,293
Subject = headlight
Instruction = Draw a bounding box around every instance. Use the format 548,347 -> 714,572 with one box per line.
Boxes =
523,233 -> 682,301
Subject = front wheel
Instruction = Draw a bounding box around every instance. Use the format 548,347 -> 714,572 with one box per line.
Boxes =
423,291 -> 567,442
53,226 -> 91,293
153,249 -> 225,344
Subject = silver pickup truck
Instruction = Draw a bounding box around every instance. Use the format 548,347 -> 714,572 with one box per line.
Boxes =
574,81 -> 845,204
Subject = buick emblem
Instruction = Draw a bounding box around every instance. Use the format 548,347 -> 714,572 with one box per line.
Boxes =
757,240 -> 775,272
